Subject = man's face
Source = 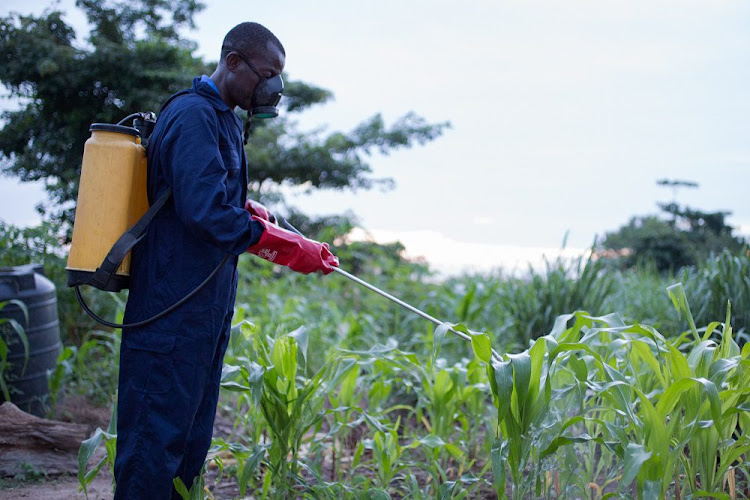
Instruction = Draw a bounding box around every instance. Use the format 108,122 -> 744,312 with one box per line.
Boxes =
227,41 -> 285,112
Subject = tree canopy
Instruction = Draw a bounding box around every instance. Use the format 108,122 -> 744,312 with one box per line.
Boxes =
0,0 -> 449,229
599,180 -> 747,271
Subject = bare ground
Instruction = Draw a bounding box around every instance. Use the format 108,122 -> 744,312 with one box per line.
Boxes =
0,470 -> 113,500
0,395 -> 244,500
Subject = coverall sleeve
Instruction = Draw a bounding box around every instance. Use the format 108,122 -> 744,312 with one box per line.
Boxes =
159,103 -> 263,255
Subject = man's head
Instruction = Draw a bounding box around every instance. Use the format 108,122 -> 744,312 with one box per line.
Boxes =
212,22 -> 286,113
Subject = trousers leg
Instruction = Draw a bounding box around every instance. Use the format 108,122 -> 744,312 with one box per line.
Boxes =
114,327 -> 219,500
172,319 -> 231,495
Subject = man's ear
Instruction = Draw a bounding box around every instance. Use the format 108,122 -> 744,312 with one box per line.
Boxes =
225,52 -> 241,72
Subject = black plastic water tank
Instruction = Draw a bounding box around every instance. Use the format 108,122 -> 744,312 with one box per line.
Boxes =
0,264 -> 61,416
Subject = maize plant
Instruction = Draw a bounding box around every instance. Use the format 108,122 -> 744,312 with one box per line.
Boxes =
220,321 -> 355,498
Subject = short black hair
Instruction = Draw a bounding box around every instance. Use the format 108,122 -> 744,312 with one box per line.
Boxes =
221,22 -> 285,61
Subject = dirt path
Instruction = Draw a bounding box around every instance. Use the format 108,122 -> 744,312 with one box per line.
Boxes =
0,471 -> 113,500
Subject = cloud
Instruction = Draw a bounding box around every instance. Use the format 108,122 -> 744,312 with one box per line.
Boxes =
472,216 -> 495,226
347,227 -> 588,276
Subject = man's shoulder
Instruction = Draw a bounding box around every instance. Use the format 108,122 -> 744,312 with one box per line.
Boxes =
165,91 -> 215,115
159,92 -> 219,128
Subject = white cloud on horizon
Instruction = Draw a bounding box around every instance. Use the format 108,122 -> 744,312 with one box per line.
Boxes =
347,227 -> 589,276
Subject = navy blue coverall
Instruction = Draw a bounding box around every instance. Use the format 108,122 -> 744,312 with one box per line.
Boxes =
115,76 -> 263,499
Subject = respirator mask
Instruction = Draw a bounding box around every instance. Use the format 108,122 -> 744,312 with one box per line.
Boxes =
225,47 -> 284,119
224,47 -> 284,144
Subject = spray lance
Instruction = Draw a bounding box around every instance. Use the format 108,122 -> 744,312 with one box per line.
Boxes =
278,218 -> 504,364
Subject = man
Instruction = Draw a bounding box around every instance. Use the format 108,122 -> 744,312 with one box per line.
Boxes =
114,22 -> 338,498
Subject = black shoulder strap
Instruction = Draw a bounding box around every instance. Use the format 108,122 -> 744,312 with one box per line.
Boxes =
91,188 -> 172,289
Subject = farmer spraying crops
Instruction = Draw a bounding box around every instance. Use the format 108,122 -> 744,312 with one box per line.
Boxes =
114,22 -> 338,498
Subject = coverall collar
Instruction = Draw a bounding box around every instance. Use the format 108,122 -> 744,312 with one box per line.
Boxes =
192,76 -> 232,113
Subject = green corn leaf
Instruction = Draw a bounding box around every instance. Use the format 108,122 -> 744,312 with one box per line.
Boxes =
633,386 -> 668,456
708,357 -> 739,386
540,415 -> 607,458
78,428 -> 105,496
238,445 -> 267,497
470,331 -> 492,364
370,489 -> 391,500
629,340 -> 667,389
352,441 -> 364,470
642,479 -> 663,499
567,354 -> 588,384
722,402 -> 750,417
172,477 -> 190,499
622,443 -> 652,485
667,283 -> 699,341
655,377 -> 721,433
439,481 -> 457,500
433,369 -> 454,403
286,326 -> 308,366
272,336 -> 298,384
720,302 -> 740,359
666,343 -> 692,380
549,312 -> 587,344
486,362 -> 498,404
508,351 -> 531,421
220,381 -> 252,392
702,321 -> 722,342
81,456 -> 107,490
491,359 -> 513,423
337,365 -> 358,407
444,443 -> 464,461
491,438 -> 508,498
107,402 -> 117,436
245,361 -> 265,404
714,435 -> 750,480
457,284 -> 477,322
527,337 -> 546,407
0,316 -> 29,373
415,434 -> 445,449
540,433 -> 598,459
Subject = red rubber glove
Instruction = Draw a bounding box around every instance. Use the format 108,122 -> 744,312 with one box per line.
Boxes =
246,216 -> 339,275
244,199 -> 277,224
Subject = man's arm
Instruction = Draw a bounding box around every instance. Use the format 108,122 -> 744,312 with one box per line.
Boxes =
159,104 -> 263,255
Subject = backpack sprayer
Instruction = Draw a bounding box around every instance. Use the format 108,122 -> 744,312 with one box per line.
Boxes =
66,114 -> 500,361
65,111 -> 231,328
66,113 -> 157,293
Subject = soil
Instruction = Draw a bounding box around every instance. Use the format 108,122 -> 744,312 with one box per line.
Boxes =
0,470 -> 113,500
0,395 -> 245,500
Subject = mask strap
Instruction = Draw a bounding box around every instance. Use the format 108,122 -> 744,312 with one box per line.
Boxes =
243,117 -> 251,145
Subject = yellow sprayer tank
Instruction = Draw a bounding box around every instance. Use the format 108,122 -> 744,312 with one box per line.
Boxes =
66,124 -> 150,291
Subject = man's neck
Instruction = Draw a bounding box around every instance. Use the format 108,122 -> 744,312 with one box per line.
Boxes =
209,70 -> 236,109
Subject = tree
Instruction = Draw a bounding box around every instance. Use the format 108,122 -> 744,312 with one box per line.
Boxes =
0,1 -> 208,227
600,215 -> 695,271
600,180 -> 746,271
0,0 -> 449,231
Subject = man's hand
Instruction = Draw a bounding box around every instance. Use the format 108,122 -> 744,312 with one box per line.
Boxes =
246,216 -> 339,274
244,199 -> 277,224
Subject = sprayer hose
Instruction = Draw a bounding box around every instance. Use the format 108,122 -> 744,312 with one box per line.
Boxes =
75,254 -> 231,329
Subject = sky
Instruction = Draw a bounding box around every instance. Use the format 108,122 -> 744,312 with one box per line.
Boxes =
1,0 -> 749,274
